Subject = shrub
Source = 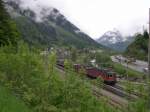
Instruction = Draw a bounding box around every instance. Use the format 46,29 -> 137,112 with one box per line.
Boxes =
0,44 -> 117,112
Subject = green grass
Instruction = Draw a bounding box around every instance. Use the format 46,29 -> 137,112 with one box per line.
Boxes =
113,62 -> 145,77
0,86 -> 31,112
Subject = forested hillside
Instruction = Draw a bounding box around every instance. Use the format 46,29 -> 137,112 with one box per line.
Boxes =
125,31 -> 149,61
4,0 -> 101,49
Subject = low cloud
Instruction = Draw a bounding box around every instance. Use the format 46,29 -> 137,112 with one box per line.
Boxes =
5,0 -> 150,38
6,0 -> 64,22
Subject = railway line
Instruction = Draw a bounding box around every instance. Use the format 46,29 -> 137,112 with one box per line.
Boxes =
103,84 -> 138,100
114,83 -> 145,98
56,64 -> 145,110
56,65 -> 130,109
92,85 -> 128,110
55,60 -> 148,112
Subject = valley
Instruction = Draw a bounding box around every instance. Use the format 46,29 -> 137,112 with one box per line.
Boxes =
0,0 -> 149,112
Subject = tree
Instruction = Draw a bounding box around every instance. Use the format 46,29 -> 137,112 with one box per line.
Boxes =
64,59 -> 72,74
71,47 -> 77,62
79,66 -> 86,78
125,31 -> 148,61
0,0 -> 20,46
49,52 -> 56,74
95,52 -> 112,67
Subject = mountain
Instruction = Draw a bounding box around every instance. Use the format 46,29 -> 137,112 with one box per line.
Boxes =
4,0 -> 101,48
125,31 -> 148,61
97,30 -> 134,52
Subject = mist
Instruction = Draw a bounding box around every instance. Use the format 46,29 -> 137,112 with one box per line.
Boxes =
5,0 -> 150,39
5,0 -> 64,22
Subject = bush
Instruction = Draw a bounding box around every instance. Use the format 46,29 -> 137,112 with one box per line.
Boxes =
128,99 -> 148,112
0,86 -> 31,112
0,44 -> 117,112
113,63 -> 144,78
95,53 -> 112,67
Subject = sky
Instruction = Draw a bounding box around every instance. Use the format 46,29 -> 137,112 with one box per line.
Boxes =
11,0 -> 150,39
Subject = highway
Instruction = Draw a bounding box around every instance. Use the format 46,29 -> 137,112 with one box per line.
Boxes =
111,55 -> 148,74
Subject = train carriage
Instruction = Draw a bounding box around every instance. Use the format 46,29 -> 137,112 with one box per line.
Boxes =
85,68 -> 116,85
57,60 -> 117,85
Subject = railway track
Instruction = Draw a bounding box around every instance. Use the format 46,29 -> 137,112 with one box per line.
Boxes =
114,84 -> 145,98
56,65 -> 129,109
58,64 -> 139,99
103,84 -> 138,100
114,84 -> 124,90
92,85 -> 128,110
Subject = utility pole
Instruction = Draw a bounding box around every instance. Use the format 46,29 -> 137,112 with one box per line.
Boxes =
149,8 -> 150,77
148,8 -> 150,108
149,9 -> 150,76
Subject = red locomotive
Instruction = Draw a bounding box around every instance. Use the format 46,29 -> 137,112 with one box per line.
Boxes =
57,61 -> 117,85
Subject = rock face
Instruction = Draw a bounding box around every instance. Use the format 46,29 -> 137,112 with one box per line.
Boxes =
97,30 -> 134,52
4,0 -> 101,48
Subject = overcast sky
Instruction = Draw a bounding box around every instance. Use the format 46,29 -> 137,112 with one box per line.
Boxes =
14,0 -> 150,39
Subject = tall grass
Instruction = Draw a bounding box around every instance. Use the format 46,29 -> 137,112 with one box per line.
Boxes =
0,86 -> 31,112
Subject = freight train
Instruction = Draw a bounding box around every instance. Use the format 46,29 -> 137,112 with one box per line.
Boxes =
57,61 -> 117,85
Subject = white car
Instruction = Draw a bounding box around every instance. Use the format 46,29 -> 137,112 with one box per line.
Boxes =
143,67 -> 148,73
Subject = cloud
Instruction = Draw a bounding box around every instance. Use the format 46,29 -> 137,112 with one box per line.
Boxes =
7,0 -> 65,22
65,0 -> 150,38
6,0 -> 150,38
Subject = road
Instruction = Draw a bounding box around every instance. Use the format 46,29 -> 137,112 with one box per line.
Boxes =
111,55 -> 148,74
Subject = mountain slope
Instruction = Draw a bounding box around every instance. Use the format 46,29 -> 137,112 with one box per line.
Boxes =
125,31 -> 149,61
5,0 -> 101,48
97,30 -> 134,52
